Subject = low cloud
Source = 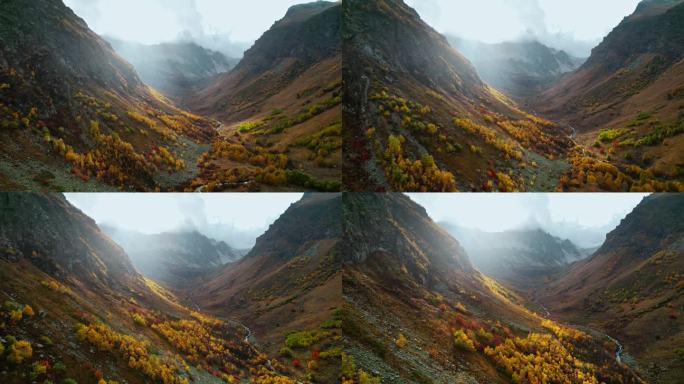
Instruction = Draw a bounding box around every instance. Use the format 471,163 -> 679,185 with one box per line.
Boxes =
63,0 -> 310,58
405,0 -> 639,57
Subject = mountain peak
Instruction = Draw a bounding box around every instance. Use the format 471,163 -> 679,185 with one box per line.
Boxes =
280,0 -> 339,24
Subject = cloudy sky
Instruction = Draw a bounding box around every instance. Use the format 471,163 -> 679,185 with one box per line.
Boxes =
404,0 -> 642,57
63,0 -> 312,55
408,193 -> 648,247
66,193 -> 302,247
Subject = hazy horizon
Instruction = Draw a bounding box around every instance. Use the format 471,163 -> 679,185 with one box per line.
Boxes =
408,193 -> 648,247
63,0 -> 315,57
404,0 -> 642,57
65,193 -> 303,248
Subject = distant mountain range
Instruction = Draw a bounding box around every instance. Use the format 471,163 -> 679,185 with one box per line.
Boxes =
447,37 -> 584,99
441,224 -> 591,289
106,38 -> 238,101
101,226 -> 247,287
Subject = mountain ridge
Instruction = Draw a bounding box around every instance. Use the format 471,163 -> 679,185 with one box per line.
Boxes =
540,194 -> 684,383
343,0 -> 574,192
101,226 -> 246,288
342,193 -> 639,383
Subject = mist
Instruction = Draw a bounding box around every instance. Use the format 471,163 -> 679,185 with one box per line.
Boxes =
63,0 -> 314,58
408,193 -> 648,248
404,0 -> 642,57
65,193 -> 302,249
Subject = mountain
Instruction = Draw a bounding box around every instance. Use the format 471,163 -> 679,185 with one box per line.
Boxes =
441,224 -> 587,289
0,0 -> 219,192
0,194 -> 141,292
448,37 -> 584,99
107,38 -> 238,102
343,0 -> 574,192
0,193 -> 295,383
185,1 -> 342,192
101,227 -> 245,288
540,194 -> 684,383
183,193 -> 343,383
535,0 -> 684,191
342,193 -> 639,383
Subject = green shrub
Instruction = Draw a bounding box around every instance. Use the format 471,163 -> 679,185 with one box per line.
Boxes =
286,170 -> 341,192
238,120 -> 264,133
279,347 -> 293,357
285,330 -> 330,349
319,346 -> 342,359
597,128 -> 630,143
676,348 -> 684,360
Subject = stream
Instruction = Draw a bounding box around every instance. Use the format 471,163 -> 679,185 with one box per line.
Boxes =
533,299 -> 649,383
535,300 -> 626,365
193,305 -> 275,371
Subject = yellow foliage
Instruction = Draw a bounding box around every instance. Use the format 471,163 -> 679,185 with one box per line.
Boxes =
358,369 -> 381,384
453,117 -> 523,160
7,340 -> 32,364
484,332 -> 599,384
395,333 -> 407,348
23,304 -> 34,317
453,329 -> 476,352
76,322 -> 187,384
383,135 -> 457,192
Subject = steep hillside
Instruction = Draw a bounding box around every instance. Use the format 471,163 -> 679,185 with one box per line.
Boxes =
184,193 -> 343,383
107,39 -> 237,102
185,2 -> 342,192
541,194 -> 684,383
449,37 -> 583,99
442,224 -> 587,289
343,0 -> 575,192
0,193 -> 296,383
342,193 -> 639,383
537,0 -> 684,192
102,227 -> 244,288
0,0 -> 218,192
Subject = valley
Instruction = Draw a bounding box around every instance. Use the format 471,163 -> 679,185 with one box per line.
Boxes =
0,193 -> 342,383
0,0 -> 341,192
0,192 -> 680,383
344,0 -> 684,192
341,193 -> 650,383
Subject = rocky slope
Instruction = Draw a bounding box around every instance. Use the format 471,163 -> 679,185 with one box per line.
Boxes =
102,227 -> 244,288
107,39 -> 237,101
540,194 -> 684,383
183,193 -> 343,383
185,1 -> 342,192
442,224 -> 587,289
342,193 -> 638,383
343,0 -> 574,192
536,0 -> 684,191
0,194 -> 140,293
0,0 -> 218,191
449,37 -> 583,99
